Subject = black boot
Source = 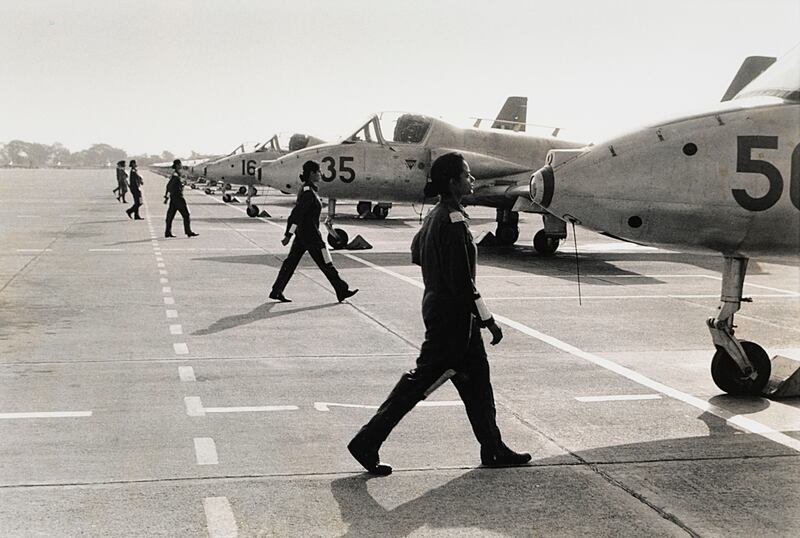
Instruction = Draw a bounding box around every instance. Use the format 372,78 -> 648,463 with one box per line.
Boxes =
337,288 -> 358,302
480,443 -> 531,467
347,434 -> 392,476
269,290 -> 291,303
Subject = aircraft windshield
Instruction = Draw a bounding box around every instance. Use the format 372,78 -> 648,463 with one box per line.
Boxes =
736,43 -> 800,102
343,113 -> 432,145
228,141 -> 262,156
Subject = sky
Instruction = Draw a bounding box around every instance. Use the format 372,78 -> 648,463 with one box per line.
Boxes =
1,0 -> 798,157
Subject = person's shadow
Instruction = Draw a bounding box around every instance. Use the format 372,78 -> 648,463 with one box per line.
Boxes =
192,301 -> 339,335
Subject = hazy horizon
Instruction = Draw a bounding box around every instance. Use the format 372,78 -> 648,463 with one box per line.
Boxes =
2,0 -> 798,156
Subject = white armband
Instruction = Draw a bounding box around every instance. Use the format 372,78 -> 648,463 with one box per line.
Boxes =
475,296 -> 492,322
322,247 -> 332,264
288,224 -> 297,235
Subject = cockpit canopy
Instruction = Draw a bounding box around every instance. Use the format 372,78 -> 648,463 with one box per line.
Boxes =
344,112 -> 432,145
735,42 -> 800,102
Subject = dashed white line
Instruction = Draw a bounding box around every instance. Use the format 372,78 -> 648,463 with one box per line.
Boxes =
174,343 -> 189,355
16,249 -> 52,253
156,257 -> 164,262
88,248 -> 124,252
178,366 -> 195,381
203,497 -> 238,538
159,270 -> 168,275
185,396 -> 205,417
575,394 -> 663,402
170,324 -> 183,335
164,297 -> 175,305
0,411 -> 92,419
166,310 -> 178,318
204,405 -> 299,413
194,438 -> 219,465
160,277 -> 169,284
157,263 -> 165,268
162,286 -> 172,293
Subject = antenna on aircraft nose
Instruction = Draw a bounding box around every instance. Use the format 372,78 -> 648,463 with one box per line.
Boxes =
571,221 -> 582,306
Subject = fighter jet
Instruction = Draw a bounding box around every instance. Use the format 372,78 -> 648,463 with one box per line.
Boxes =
529,43 -> 800,397
260,97 -> 584,251
194,134 -> 325,216
149,157 -> 214,178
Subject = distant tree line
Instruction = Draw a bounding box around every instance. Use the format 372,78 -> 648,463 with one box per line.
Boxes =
0,140 -> 212,168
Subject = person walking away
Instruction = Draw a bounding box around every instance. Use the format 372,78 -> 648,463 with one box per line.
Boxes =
113,160 -> 128,202
269,160 -> 358,303
347,152 -> 530,476
164,159 -> 198,238
126,160 -> 144,220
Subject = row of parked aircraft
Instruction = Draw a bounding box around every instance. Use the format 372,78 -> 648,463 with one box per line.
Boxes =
151,44 -> 800,398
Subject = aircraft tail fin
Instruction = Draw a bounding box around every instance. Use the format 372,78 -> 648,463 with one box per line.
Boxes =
721,56 -> 776,101
491,96 -> 528,131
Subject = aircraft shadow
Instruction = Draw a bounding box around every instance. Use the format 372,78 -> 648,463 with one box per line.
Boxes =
329,395 -> 797,537
192,301 -> 339,336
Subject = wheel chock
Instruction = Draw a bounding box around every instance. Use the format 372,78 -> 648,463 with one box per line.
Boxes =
230,197 -> 240,204
475,231 -> 497,246
258,210 -> 271,217
346,235 -> 372,250
761,355 -> 800,399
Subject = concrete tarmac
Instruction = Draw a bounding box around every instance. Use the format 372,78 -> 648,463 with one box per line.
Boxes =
1,168 -> 799,536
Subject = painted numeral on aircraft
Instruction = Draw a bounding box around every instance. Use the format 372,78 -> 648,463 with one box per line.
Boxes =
241,159 -> 257,176
321,156 -> 356,183
734,136 -> 781,211
734,137 -> 800,211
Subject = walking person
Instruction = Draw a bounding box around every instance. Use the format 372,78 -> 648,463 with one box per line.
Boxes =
269,160 -> 358,303
164,159 -> 198,238
347,152 -> 530,476
125,160 -> 144,220
113,160 -> 128,202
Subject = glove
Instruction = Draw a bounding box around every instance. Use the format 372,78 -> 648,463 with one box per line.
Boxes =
163,195 -> 168,204
485,318 -> 503,345
281,234 -> 292,246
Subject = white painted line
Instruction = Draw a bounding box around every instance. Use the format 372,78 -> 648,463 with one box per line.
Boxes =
204,405 -> 299,413
314,401 -> 462,411
156,257 -> 164,262
160,277 -> 169,284
203,497 -> 238,538
343,252 -> 800,454
178,366 -> 195,381
159,270 -> 168,275
194,437 -> 219,465
170,324 -> 183,335
174,343 -> 189,355
88,248 -> 124,252
185,396 -> 205,417
164,297 -> 175,305
576,394 -> 663,402
16,249 -> 52,253
166,309 -> 178,318
162,286 -> 172,293
0,411 -> 92,419
486,293 -> 799,301
157,263 -> 165,268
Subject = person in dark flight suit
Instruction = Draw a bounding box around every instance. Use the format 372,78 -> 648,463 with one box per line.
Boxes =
269,160 -> 358,303
125,160 -> 144,220
347,152 -> 531,476
113,160 -> 128,202
164,159 -> 198,238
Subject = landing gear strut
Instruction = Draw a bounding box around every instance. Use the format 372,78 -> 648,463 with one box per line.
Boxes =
325,198 -> 348,250
706,256 -> 771,394
532,214 -> 565,255
494,209 -> 520,246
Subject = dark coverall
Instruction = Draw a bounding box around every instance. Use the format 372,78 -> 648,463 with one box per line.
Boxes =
352,201 -> 503,452
164,171 -> 192,235
127,169 -> 143,219
270,181 -> 350,298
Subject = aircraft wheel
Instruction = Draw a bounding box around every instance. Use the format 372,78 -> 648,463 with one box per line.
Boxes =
225,183 -> 232,191
533,229 -> 560,256
496,225 -> 519,245
190,184 -> 197,189
204,188 -> 213,195
222,194 -> 232,203
252,187 -> 258,196
327,228 -> 349,250
246,205 -> 259,218
238,186 -> 247,195
711,340 -> 771,395
372,205 -> 389,219
209,180 -> 218,187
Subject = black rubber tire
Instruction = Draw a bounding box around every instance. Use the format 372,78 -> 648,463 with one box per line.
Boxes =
246,205 -> 259,218
222,194 -> 232,203
327,228 -> 349,250
533,229 -> 560,255
225,183 -> 232,191
252,187 -> 258,196
237,186 -> 247,195
372,206 -> 389,219
496,225 -> 519,245
710,340 -> 771,395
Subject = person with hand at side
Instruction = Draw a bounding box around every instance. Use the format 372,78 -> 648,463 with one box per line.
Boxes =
125,160 -> 144,220
164,159 -> 198,238
347,152 -> 530,476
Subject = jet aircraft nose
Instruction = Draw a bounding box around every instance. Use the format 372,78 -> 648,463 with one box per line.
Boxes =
529,164 -> 554,209
260,155 -> 302,194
